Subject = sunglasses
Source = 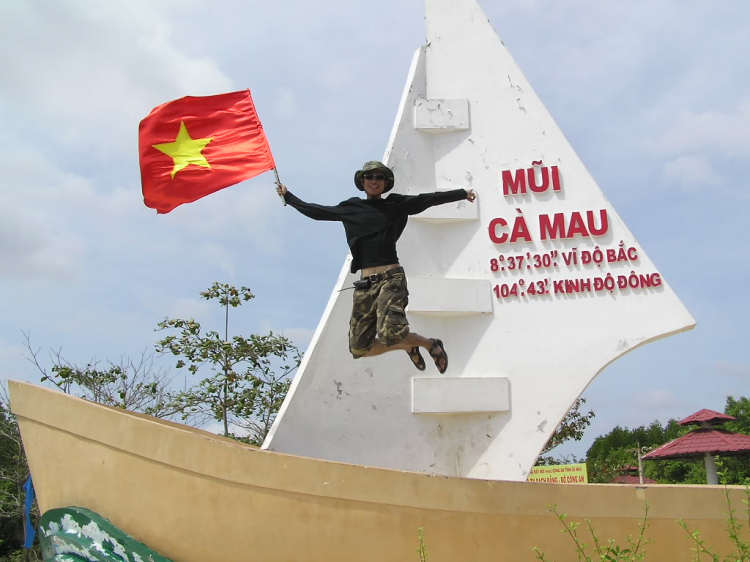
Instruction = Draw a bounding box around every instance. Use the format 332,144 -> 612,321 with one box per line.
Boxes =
363,173 -> 387,181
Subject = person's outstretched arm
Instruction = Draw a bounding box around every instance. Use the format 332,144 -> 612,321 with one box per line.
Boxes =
397,188 -> 477,216
276,182 -> 345,222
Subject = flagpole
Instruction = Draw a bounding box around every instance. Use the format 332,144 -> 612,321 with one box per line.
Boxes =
273,167 -> 286,206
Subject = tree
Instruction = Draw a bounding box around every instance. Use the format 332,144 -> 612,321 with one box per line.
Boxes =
585,419 -> 700,483
0,388 -> 41,561
543,398 -> 596,453
156,283 -> 300,445
715,395 -> 750,485
725,396 -> 750,434
23,331 -> 175,418
535,398 -> 595,465
585,396 -> 750,484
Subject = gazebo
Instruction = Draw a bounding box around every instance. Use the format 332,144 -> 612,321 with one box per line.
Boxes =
642,409 -> 750,485
612,465 -> 657,485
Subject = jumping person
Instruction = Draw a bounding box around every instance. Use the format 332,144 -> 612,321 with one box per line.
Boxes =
276,161 -> 477,373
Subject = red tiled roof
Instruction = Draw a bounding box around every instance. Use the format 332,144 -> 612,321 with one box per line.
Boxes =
612,475 -> 658,484
643,429 -> 750,460
679,409 -> 736,426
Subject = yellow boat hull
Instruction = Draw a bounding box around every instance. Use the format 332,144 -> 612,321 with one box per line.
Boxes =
10,381 -> 743,561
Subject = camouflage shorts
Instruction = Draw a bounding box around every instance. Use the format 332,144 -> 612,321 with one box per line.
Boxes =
349,273 -> 410,358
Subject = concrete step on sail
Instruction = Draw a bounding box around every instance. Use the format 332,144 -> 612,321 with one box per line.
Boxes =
412,376 -> 510,414
407,277 -> 492,317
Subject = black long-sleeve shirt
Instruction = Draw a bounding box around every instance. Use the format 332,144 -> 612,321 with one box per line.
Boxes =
284,189 -> 468,273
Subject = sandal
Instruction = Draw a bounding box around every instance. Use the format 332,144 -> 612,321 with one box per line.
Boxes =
407,346 -> 426,371
429,339 -> 448,374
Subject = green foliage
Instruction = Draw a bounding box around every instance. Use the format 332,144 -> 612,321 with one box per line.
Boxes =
532,503 -> 651,561
536,398 -> 595,466
725,397 -> 750,435
588,420 -> 685,463
649,458 -> 707,485
587,421 -> 695,484
0,548 -> 42,561
542,398 -> 596,456
535,454 -> 584,467
416,527 -> 427,562
0,403 -> 26,519
716,460 -> 750,488
24,331 -> 174,418
156,282 -> 300,444
715,397 -> 750,486
0,391 -> 41,560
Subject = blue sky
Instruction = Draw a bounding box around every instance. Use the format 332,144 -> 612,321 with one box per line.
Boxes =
1,0 -> 748,459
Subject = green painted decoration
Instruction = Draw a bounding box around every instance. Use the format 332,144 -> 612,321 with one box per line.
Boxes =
39,507 -> 173,562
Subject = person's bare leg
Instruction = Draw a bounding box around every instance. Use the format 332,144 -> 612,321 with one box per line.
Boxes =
362,332 -> 447,372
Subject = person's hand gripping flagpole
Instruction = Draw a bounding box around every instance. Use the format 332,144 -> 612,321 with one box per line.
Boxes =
274,167 -> 286,206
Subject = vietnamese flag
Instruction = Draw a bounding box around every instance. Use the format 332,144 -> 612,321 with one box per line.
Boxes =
139,90 -> 275,214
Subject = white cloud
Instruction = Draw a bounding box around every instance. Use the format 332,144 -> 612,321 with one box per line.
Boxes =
594,388 -> 689,429
630,389 -> 680,411
0,142 -> 163,283
195,244 -> 236,277
256,319 -> 314,351
0,0 -> 233,158
714,361 -> 750,379
280,328 -> 315,351
661,155 -> 723,191
0,206 -> 86,282
0,341 -> 31,382
274,88 -> 298,118
648,101 -> 750,158
0,342 -> 26,361
315,61 -> 355,92
168,298 -> 212,322
712,362 -> 750,398
0,143 -> 90,282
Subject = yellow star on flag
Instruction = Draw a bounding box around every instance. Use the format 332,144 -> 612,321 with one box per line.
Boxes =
153,121 -> 213,178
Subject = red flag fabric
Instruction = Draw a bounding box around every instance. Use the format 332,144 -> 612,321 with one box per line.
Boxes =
139,90 -> 275,214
